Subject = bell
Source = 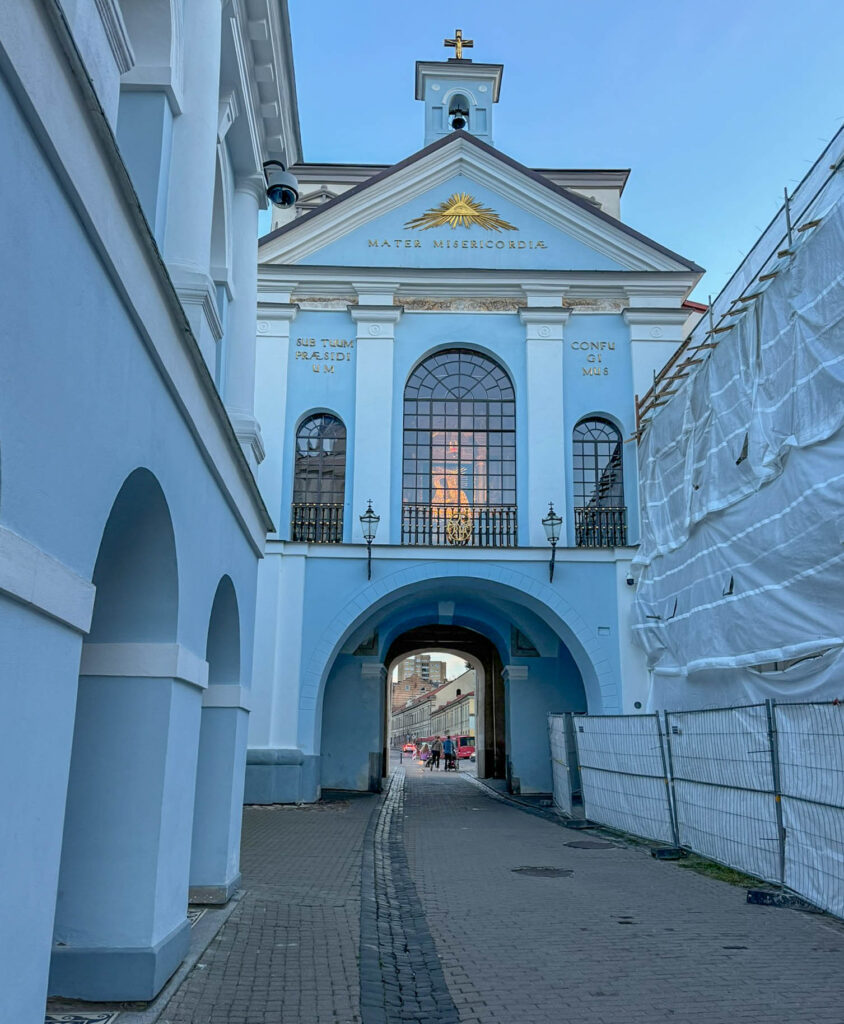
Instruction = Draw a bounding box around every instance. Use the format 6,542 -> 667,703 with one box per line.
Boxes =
451,114 -> 466,130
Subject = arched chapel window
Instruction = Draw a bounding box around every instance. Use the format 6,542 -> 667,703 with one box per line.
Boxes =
402,349 -> 516,547
291,414 -> 346,543
572,418 -> 627,547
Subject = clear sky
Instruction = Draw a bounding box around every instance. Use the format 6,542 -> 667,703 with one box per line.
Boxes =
286,0 -> 844,301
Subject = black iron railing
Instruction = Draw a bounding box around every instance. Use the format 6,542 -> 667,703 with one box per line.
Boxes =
574,506 -> 627,548
290,502 -> 344,543
401,504 -> 517,547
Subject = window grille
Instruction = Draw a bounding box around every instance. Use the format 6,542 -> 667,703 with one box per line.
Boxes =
572,418 -> 627,547
402,349 -> 517,546
291,413 -> 346,542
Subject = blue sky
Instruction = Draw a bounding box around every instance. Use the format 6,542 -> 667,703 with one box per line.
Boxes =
284,1 -> 844,302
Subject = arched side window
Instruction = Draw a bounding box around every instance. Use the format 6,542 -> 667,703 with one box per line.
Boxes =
291,414 -> 346,543
402,349 -> 516,547
572,418 -> 627,547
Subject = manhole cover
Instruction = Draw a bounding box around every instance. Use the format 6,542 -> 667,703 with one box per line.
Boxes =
565,840 -> 615,849
511,866 -> 573,877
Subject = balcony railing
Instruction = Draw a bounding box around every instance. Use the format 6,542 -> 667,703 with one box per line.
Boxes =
402,504 -> 517,547
574,506 -> 627,548
290,502 -> 344,543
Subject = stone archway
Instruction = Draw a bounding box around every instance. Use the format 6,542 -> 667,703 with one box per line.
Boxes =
383,625 -> 506,781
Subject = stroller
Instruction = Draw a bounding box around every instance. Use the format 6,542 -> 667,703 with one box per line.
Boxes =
443,748 -> 458,771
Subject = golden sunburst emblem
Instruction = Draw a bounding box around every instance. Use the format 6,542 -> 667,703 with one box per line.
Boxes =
404,192 -> 518,232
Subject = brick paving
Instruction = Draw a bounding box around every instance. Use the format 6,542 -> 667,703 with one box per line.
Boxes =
156,765 -> 844,1024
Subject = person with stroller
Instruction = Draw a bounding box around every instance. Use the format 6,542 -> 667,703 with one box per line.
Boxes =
442,735 -> 458,771
428,735 -> 443,770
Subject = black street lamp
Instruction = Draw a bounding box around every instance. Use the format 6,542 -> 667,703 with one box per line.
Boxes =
359,499 -> 380,580
542,502 -> 563,582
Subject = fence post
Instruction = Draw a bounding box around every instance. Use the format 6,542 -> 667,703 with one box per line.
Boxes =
765,699 -> 787,889
657,711 -> 680,848
569,713 -> 586,821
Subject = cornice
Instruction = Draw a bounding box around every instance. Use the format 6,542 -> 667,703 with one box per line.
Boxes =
94,0 -> 134,75
415,61 -> 504,101
518,308 -> 572,324
622,308 -> 690,324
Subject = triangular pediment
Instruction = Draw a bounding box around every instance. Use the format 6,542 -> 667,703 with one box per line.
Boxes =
259,133 -> 700,275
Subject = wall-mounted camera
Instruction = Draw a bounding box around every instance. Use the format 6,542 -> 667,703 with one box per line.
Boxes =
626,572 -> 635,587
263,160 -> 299,208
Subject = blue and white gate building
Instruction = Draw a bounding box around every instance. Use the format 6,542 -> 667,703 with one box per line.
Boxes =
248,43 -> 704,801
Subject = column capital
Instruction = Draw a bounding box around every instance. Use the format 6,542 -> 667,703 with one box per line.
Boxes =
518,307 -> 571,341
502,664 -> 529,682
234,173 -> 267,205
257,303 -> 300,337
349,304 -> 403,340
227,411 -> 266,467
622,307 -> 688,343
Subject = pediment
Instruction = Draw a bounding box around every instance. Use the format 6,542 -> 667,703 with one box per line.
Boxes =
259,133 -> 700,275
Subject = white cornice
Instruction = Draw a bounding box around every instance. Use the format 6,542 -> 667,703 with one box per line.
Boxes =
415,61 -> 504,102
94,0 -> 134,74
259,137 -> 691,273
258,264 -> 697,305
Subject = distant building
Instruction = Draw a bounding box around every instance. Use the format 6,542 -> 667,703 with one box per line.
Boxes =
391,669 -> 476,745
391,654 -> 447,710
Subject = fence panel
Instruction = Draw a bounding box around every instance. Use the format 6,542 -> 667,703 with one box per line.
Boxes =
574,715 -> 675,844
776,702 -> 844,917
666,705 -> 782,883
548,714 -> 572,816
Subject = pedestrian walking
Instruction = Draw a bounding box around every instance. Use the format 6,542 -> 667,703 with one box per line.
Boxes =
429,735 -> 443,770
442,734 -> 457,771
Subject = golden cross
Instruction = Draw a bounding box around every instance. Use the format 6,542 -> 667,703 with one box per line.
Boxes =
444,28 -> 473,60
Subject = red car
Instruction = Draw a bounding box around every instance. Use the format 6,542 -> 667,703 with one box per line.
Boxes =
402,743 -> 416,754
456,736 -> 475,759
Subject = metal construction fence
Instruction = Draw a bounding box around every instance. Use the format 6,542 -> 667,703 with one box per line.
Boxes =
548,700 -> 844,918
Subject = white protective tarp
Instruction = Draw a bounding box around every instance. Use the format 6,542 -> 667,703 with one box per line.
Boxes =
634,134 -> 844,708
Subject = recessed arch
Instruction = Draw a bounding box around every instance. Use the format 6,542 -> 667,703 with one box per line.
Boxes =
402,348 -> 517,546
206,575 -> 240,685
572,415 -> 627,547
301,561 -> 612,754
87,467 -> 179,643
291,412 -> 347,542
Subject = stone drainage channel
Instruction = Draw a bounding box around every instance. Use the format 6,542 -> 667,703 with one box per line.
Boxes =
360,767 -> 460,1024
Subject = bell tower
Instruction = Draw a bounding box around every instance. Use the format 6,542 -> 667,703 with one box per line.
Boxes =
416,30 -> 503,147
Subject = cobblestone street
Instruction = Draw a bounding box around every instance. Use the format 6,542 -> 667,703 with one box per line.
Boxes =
156,764 -> 844,1024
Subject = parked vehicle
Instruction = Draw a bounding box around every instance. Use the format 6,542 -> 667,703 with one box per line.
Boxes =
402,743 -> 416,754
456,735 -> 475,759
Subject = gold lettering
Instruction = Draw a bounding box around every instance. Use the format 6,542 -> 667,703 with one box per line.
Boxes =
536,241 -> 547,249
434,240 -> 444,248
509,241 -> 516,249
414,240 -> 422,248
496,240 -> 505,249
518,240 -> 526,249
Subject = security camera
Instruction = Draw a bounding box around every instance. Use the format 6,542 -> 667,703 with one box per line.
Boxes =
626,572 -> 635,587
263,160 -> 299,208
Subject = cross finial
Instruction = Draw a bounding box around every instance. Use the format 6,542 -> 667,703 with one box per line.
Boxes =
444,28 -> 473,60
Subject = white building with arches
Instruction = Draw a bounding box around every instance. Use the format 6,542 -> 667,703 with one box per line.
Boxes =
247,46 -> 703,803
0,0 -> 298,1018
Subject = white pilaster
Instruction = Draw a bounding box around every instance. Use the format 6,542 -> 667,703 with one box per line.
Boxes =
254,299 -> 298,534
348,302 -> 402,543
163,0 -> 223,370
519,307 -> 570,546
225,176 -> 265,470
622,308 -> 689,401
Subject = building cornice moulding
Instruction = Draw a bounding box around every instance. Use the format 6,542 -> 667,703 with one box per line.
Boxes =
94,0 -> 134,75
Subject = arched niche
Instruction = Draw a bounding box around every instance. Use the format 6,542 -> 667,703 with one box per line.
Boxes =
87,467 -> 179,643
206,575 -> 241,685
